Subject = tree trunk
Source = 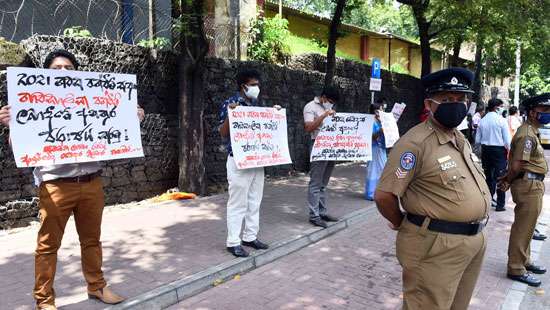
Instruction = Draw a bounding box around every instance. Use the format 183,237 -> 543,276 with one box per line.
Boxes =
450,35 -> 463,67
177,0 -> 209,195
472,36 -> 485,103
324,0 -> 347,88
411,2 -> 431,77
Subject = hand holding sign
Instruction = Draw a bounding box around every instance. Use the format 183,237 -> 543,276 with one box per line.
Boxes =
0,105 -> 10,126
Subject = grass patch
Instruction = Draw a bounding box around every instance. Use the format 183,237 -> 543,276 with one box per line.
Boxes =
285,34 -> 369,65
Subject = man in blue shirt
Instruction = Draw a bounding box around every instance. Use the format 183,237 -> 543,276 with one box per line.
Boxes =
219,69 -> 278,257
475,98 -> 512,211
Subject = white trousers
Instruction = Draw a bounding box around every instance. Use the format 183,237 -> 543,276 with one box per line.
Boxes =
226,156 -> 265,247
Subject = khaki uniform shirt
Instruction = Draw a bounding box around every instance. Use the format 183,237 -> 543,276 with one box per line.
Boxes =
303,97 -> 333,140
510,121 -> 548,175
378,118 -> 490,222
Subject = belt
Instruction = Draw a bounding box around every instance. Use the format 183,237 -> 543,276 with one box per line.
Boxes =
49,170 -> 103,183
517,172 -> 545,181
406,213 -> 487,236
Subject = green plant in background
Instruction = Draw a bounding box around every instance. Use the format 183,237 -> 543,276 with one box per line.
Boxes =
248,13 -> 291,64
137,37 -> 171,50
390,63 -> 409,74
63,26 -> 92,38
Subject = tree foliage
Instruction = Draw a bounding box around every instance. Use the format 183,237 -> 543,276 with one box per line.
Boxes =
247,14 -> 291,64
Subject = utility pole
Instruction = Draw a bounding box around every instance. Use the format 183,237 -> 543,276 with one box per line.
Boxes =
279,0 -> 283,15
513,40 -> 521,107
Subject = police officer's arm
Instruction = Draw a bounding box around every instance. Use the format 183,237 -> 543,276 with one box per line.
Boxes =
374,140 -> 420,230
374,190 -> 403,229
499,136 -> 534,190
304,110 -> 335,132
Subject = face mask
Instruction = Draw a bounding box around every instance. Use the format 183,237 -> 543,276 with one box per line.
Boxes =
244,85 -> 260,100
431,100 -> 468,129
537,112 -> 550,125
322,102 -> 333,110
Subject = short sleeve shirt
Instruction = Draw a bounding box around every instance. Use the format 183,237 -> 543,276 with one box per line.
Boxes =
509,121 -> 548,175
303,97 -> 332,140
33,162 -> 102,186
377,118 -> 490,222
218,93 -> 253,155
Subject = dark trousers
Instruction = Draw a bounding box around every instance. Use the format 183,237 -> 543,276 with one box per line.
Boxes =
481,145 -> 507,208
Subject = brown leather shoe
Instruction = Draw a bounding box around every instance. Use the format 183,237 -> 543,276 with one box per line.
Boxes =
88,286 -> 125,304
36,305 -> 57,310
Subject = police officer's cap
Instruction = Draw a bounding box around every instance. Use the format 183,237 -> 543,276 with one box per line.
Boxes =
521,93 -> 550,111
421,68 -> 474,94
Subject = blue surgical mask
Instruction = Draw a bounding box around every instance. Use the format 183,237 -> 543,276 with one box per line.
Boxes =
537,112 -> 550,125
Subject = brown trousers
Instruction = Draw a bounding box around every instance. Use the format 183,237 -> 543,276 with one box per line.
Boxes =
396,218 -> 487,310
34,177 -> 106,306
508,179 -> 544,275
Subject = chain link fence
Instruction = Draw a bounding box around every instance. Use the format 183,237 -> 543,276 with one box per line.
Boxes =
0,0 -> 172,44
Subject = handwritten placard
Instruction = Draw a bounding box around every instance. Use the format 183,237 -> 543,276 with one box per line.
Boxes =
7,67 -> 144,167
379,111 -> 400,148
228,106 -> 292,169
391,102 -> 406,120
310,113 -> 374,162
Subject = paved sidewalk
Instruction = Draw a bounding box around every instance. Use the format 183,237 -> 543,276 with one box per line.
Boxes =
169,183 -> 550,309
0,164 -> 370,310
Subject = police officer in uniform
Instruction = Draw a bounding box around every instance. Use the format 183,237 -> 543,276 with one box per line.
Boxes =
498,93 -> 550,287
374,68 -> 491,310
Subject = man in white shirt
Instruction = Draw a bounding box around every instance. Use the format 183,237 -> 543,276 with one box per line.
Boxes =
475,98 -> 512,211
508,106 -> 523,137
303,86 -> 341,228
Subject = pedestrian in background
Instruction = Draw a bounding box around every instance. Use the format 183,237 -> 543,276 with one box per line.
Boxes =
498,93 -> 550,287
375,68 -> 490,310
508,106 -> 522,137
475,98 -> 511,212
365,101 -> 387,201
303,86 -> 341,228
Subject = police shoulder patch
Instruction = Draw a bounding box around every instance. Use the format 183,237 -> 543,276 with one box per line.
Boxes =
400,152 -> 416,171
524,139 -> 533,153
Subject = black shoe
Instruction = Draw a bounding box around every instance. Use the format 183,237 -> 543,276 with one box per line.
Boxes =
526,264 -> 547,274
533,229 -> 547,241
495,206 -> 506,212
309,218 -> 328,228
507,273 -> 542,287
320,214 -> 339,222
242,239 -> 269,250
227,245 -> 249,257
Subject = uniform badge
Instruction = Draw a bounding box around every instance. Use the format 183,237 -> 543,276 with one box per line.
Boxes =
400,152 -> 416,171
395,168 -> 408,179
524,139 -> 533,153
450,77 -> 458,85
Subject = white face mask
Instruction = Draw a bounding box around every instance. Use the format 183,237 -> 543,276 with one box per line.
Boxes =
322,102 -> 333,110
244,85 -> 260,100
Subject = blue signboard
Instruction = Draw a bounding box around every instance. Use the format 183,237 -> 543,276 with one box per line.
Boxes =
371,58 -> 381,79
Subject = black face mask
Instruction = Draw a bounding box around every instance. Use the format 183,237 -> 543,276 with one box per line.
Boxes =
433,102 -> 467,129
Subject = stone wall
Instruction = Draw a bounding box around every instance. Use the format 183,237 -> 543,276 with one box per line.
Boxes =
202,55 -> 424,189
0,36 -> 424,228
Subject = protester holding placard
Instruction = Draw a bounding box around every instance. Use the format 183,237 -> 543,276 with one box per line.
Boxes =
365,102 -> 387,201
303,86 -> 341,228
0,49 -> 145,309
219,69 -> 279,258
